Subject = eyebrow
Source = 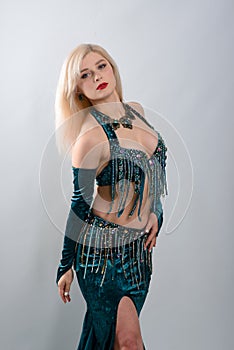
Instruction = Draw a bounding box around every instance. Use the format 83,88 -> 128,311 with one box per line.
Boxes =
80,59 -> 106,73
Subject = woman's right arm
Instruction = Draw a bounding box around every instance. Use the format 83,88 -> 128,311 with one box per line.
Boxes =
56,128 -> 102,300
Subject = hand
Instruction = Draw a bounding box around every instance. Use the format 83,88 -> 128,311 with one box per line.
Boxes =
144,213 -> 159,252
58,268 -> 74,303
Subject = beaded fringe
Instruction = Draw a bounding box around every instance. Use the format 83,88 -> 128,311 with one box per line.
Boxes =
90,105 -> 168,221
107,142 -> 151,222
75,217 -> 152,288
149,134 -> 168,213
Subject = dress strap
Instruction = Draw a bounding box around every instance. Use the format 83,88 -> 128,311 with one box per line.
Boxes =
89,107 -> 120,148
124,103 -> 155,130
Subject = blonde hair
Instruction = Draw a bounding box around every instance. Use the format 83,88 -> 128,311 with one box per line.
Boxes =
54,43 -> 123,155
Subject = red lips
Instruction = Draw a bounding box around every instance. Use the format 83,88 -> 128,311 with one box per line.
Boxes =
96,82 -> 108,90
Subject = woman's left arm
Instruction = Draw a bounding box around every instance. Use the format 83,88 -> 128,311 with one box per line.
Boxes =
144,203 -> 163,252
144,134 -> 168,251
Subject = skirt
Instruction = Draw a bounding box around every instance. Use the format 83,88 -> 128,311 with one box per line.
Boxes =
74,211 -> 153,350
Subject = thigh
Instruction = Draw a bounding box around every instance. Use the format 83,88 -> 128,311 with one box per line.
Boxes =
114,296 -> 144,350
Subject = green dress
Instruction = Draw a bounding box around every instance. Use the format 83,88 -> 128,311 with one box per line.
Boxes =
56,103 -> 168,349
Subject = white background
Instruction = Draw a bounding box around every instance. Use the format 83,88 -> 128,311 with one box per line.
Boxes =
0,0 -> 233,349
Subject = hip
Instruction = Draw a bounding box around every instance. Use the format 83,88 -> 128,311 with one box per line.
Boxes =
74,211 -> 153,288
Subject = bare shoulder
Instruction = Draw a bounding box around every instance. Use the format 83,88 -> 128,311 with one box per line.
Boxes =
71,122 -> 104,169
127,101 -> 145,117
127,100 -> 158,137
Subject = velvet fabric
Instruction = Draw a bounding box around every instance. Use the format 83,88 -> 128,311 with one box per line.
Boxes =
56,104 -> 168,349
75,220 -> 151,350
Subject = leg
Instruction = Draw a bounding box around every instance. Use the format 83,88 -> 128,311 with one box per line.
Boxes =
114,296 -> 144,350
76,268 -> 117,349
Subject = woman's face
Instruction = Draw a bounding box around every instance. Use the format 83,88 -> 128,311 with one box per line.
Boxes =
76,51 -> 119,104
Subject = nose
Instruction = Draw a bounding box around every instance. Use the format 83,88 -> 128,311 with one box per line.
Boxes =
93,71 -> 102,82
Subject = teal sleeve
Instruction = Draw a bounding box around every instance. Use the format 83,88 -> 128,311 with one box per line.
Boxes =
150,135 -> 168,237
150,198 -> 163,237
56,167 -> 97,285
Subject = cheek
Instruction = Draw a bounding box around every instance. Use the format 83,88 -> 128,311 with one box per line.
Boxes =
78,80 -> 91,93
107,67 -> 116,83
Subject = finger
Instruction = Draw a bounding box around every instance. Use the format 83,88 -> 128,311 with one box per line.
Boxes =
144,226 -> 151,235
146,238 -> 154,252
64,290 -> 71,303
144,230 -> 156,249
58,280 -> 71,303
144,235 -> 153,249
58,284 -> 66,303
144,219 -> 158,237
59,286 -> 71,303
148,237 -> 156,252
63,280 -> 71,303
58,279 -> 65,301
144,226 -> 152,249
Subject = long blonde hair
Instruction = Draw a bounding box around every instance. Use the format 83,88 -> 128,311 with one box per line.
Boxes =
55,43 -> 123,155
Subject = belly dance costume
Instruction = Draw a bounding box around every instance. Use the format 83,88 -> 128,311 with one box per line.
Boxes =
56,103 -> 168,350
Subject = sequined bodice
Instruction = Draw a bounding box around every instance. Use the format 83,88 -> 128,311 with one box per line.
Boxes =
89,104 -> 168,221
96,144 -> 159,186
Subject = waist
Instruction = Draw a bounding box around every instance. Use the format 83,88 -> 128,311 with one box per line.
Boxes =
91,195 -> 150,228
78,210 -> 147,249
87,209 -> 147,232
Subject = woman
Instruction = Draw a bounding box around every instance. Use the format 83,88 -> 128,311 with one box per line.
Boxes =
55,43 -> 168,350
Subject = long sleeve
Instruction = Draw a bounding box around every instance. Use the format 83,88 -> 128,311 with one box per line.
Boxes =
150,134 -> 168,237
151,197 -> 163,237
56,166 -> 97,285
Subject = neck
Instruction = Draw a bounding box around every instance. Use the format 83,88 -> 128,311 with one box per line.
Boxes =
90,91 -> 125,118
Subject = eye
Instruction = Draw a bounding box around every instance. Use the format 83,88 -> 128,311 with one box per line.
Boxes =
81,72 -> 91,79
98,63 -> 107,70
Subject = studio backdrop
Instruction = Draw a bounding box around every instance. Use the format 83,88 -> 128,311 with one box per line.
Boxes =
0,1 -> 233,349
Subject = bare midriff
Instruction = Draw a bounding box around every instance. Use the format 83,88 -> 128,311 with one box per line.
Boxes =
91,180 -> 151,230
